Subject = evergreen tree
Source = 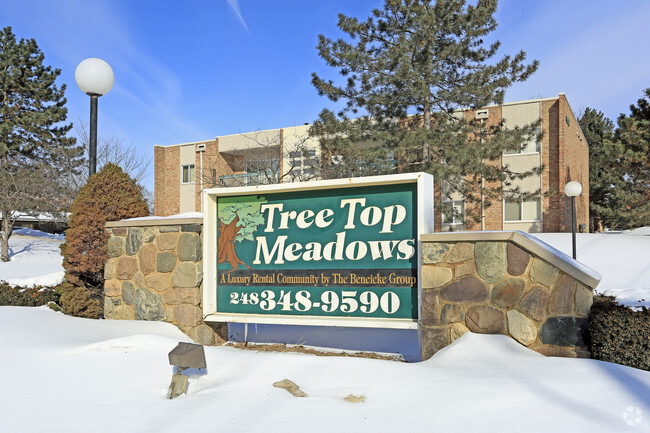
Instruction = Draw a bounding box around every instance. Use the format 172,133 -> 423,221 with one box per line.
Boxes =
579,90 -> 650,230
613,89 -> 650,229
310,0 -> 540,223
0,26 -> 84,261
578,108 -> 619,231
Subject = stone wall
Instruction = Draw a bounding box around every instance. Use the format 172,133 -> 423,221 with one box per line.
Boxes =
103,216 -> 226,345
420,231 -> 600,360
103,217 -> 600,361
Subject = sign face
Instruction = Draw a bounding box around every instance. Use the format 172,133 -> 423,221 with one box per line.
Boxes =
203,173 -> 433,328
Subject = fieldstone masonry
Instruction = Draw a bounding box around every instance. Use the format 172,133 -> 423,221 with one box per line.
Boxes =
104,216 -> 226,346
104,216 -> 600,362
420,232 -> 600,360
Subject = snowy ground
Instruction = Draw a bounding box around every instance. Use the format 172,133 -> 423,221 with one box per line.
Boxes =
0,306 -> 648,433
0,227 -> 65,287
536,228 -> 650,309
0,229 -> 649,431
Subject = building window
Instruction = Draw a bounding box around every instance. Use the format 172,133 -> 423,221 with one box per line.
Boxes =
245,159 -> 280,176
182,164 -> 195,184
504,128 -> 541,155
442,200 -> 465,225
210,168 -> 217,187
504,197 -> 541,222
289,149 -> 317,179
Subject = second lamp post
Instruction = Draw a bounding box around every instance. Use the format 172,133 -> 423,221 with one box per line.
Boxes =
564,180 -> 582,260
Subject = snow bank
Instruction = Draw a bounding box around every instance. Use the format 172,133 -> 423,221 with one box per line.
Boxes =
0,306 -> 648,433
536,232 -> 650,308
0,230 -> 65,286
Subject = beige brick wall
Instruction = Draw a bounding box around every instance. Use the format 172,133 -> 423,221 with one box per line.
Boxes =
154,145 -> 181,216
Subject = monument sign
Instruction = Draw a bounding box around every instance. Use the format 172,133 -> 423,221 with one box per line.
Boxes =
203,173 -> 433,329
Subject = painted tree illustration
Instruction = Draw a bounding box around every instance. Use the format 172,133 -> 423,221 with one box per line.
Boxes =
217,195 -> 267,271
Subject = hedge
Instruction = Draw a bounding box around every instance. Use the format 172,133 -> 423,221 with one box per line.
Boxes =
0,282 -> 60,307
589,296 -> 649,371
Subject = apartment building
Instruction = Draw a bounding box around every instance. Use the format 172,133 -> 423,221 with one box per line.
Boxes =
438,93 -> 589,233
154,93 -> 589,233
154,124 -> 319,216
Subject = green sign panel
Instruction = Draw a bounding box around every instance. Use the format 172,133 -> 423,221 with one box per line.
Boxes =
213,179 -> 423,323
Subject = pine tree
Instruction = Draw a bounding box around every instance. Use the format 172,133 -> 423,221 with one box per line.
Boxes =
578,108 -> 618,231
0,26 -> 84,261
310,0 -> 540,222
613,89 -> 650,229
579,91 -> 650,230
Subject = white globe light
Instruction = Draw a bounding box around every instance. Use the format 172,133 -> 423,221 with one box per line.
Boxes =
564,180 -> 582,197
75,58 -> 114,96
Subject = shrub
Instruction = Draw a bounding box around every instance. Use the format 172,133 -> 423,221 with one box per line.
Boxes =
589,295 -> 650,371
60,163 -> 148,314
58,283 -> 102,319
0,282 -> 60,306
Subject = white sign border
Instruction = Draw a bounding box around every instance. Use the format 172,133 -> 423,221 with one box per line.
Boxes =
202,172 -> 434,329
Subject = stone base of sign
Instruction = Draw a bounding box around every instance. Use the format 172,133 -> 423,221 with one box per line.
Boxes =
420,232 -> 599,360
104,214 -> 600,361
104,217 -> 227,345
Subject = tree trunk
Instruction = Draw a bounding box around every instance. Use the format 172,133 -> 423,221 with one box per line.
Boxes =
1,213 -> 12,262
423,103 -> 431,164
217,214 -> 252,271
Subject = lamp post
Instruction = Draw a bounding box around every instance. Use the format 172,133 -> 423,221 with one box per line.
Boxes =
564,181 -> 582,260
75,58 -> 114,176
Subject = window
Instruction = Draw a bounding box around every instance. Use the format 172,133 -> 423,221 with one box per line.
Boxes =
289,149 -> 317,179
442,200 -> 465,225
504,128 -> 541,154
504,197 -> 541,221
210,168 -> 217,187
182,164 -> 195,183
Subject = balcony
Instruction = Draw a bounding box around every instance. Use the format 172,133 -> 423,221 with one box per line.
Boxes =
219,172 -> 279,188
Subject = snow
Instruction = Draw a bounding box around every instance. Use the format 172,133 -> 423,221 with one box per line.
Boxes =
515,230 -> 603,282
0,306 -> 648,433
121,212 -> 203,221
0,227 -> 65,286
535,232 -> 650,309
1,228 -> 649,432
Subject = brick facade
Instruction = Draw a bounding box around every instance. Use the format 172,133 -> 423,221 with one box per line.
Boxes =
154,95 -> 589,233
460,105 -> 505,232
447,94 -> 588,233
541,95 -> 589,232
154,145 -> 181,216
155,138 -> 237,216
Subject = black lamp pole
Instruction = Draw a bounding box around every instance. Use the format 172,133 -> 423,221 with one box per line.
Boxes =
571,195 -> 577,259
89,95 -> 98,176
